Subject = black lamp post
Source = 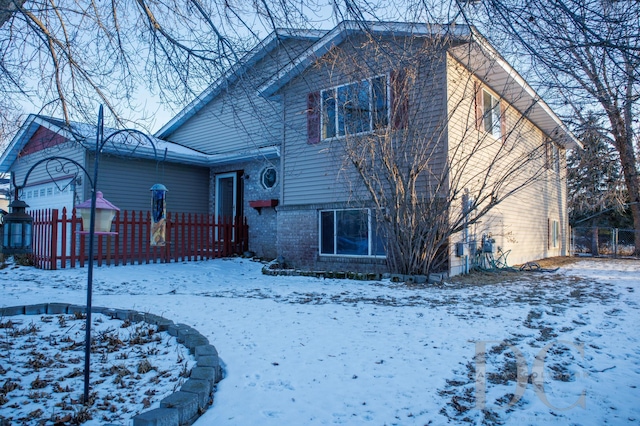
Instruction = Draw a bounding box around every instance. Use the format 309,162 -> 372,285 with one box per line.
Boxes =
2,195 -> 33,256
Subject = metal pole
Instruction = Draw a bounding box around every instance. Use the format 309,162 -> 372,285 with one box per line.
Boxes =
83,105 -> 103,404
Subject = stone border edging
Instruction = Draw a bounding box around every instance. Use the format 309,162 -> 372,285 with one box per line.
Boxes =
261,261 -> 446,284
0,303 -> 223,426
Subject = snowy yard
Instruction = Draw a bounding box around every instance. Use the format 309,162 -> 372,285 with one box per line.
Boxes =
0,257 -> 638,425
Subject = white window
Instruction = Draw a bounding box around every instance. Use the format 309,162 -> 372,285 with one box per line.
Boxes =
319,208 -> 385,257
322,76 -> 388,140
551,220 -> 560,248
552,144 -> 560,173
483,89 -> 502,139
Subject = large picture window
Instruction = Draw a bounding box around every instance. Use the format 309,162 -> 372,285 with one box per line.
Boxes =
320,209 -> 385,257
321,76 -> 388,140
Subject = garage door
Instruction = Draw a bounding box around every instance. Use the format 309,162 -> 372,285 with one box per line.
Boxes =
22,180 -> 75,213
22,180 -> 77,258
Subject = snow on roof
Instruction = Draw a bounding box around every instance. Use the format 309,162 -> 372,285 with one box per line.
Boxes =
0,114 -> 274,172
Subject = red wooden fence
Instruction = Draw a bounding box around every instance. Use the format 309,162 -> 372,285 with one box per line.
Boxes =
30,208 -> 249,270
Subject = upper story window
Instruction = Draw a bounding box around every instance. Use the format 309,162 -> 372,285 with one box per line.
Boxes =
321,76 -> 388,140
483,89 -> 502,139
545,141 -> 561,172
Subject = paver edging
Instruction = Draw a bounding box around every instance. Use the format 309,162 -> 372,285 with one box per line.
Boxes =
0,303 -> 222,426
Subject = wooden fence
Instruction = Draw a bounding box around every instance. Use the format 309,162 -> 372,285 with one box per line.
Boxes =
30,208 -> 249,270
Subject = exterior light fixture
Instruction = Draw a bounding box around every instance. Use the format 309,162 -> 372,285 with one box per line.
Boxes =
1,198 -> 33,255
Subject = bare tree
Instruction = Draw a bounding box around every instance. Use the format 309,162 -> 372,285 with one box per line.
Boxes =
0,0 -> 314,133
469,0 -> 640,253
317,27 -> 559,275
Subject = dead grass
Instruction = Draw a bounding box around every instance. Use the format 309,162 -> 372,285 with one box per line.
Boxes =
0,313 -> 192,425
446,256 -> 581,287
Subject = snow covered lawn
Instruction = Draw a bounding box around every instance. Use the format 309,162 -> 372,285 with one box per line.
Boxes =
0,257 -> 638,425
0,312 -> 193,424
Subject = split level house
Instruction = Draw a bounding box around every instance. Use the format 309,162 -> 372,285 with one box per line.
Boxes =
0,21 -> 580,276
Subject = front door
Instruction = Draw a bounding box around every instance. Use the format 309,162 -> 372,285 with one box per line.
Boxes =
215,172 -> 239,240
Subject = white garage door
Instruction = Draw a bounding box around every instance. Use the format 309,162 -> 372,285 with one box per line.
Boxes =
22,180 -> 77,258
22,181 -> 75,213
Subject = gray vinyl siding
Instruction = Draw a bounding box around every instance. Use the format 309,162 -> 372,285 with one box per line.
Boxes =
166,38 -> 316,155
280,36 -> 450,206
86,153 -> 209,213
11,142 -> 85,193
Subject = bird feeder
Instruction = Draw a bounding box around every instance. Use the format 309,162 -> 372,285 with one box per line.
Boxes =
76,191 -> 120,233
2,199 -> 33,255
150,184 -> 168,246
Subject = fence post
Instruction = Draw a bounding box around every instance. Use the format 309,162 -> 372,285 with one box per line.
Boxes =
50,209 -> 59,271
591,227 -> 599,256
70,208 -> 77,268
613,228 -> 619,258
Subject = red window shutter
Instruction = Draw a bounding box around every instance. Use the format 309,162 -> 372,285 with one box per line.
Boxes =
307,91 -> 320,144
475,82 -> 483,130
390,69 -> 408,129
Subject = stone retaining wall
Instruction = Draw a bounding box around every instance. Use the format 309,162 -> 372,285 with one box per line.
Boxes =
0,303 -> 223,426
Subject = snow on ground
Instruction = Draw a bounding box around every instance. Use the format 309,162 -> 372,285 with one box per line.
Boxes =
0,312 -> 194,424
0,257 -> 639,425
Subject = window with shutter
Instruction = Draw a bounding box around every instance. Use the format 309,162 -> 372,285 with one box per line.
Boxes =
307,91 -> 320,144
314,75 -> 390,141
390,69 -> 408,129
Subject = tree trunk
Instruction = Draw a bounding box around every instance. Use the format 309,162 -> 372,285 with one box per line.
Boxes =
614,131 -> 640,255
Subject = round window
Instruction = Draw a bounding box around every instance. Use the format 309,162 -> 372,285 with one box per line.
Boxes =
260,166 -> 277,189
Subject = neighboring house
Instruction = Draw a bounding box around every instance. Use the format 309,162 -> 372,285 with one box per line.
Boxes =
158,21 -> 579,276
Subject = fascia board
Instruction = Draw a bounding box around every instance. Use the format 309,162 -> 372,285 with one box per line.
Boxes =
465,30 -> 581,149
258,21 -> 472,97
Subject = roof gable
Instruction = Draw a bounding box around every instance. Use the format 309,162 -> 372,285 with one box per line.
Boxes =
258,21 -> 471,97
155,28 -> 328,140
0,114 -> 278,172
255,21 -> 579,149
20,125 -> 70,157
0,115 -> 84,173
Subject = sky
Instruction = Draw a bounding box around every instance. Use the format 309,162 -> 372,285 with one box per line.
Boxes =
0,256 -> 639,425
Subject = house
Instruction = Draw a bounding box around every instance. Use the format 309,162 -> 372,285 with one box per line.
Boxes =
1,21 -> 579,275
158,21 -> 579,276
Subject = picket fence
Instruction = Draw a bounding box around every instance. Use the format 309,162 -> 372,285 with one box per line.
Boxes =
30,208 -> 249,270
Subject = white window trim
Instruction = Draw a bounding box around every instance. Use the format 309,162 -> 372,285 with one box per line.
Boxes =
552,220 -> 560,248
320,75 -> 390,141
260,166 -> 278,190
319,208 -> 386,258
483,89 -> 502,139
